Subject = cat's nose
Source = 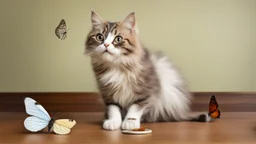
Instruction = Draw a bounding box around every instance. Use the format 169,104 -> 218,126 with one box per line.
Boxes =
104,43 -> 110,48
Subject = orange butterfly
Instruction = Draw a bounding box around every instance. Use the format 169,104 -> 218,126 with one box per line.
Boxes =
208,95 -> 221,118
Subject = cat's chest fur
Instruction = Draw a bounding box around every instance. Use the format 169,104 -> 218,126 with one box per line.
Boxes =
98,67 -> 138,108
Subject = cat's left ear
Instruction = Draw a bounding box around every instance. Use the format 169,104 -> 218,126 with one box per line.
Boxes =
121,12 -> 137,32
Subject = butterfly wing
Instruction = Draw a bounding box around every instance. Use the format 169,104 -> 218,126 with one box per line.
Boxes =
55,119 -> 76,128
55,19 -> 67,40
208,95 -> 221,118
24,116 -> 49,132
209,109 -> 221,119
209,95 -> 218,113
53,119 -> 76,135
24,97 -> 51,121
53,123 -> 71,135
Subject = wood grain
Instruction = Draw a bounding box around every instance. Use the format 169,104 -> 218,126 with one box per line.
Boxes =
0,92 -> 256,112
0,112 -> 255,144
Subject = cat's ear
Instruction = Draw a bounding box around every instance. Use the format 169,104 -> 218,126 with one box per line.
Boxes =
121,12 -> 136,31
91,10 -> 104,29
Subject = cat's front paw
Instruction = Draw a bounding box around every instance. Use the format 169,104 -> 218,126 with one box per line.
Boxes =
103,119 -> 121,131
121,118 -> 140,130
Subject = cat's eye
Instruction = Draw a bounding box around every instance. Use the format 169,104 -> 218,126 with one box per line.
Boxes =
114,36 -> 123,43
96,34 -> 104,41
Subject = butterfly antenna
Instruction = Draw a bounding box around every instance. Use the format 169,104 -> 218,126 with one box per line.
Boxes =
53,112 -> 61,118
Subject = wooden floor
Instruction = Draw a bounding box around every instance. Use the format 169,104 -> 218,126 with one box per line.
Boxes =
0,112 -> 256,144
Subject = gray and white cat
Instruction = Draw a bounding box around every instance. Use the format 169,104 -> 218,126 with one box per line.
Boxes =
85,11 -> 210,131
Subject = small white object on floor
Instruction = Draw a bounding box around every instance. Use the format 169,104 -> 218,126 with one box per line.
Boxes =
121,129 -> 152,135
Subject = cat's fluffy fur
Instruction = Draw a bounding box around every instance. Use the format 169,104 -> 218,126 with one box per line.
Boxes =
85,11 -> 210,130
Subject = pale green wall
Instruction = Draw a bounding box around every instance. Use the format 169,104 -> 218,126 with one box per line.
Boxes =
254,39 -> 256,90
0,0 -> 255,92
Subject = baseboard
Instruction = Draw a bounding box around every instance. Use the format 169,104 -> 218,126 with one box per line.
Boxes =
0,92 -> 255,112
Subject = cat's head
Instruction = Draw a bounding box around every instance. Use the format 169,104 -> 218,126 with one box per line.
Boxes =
85,11 -> 143,65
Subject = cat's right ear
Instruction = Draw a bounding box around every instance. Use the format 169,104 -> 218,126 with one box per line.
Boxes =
91,10 -> 104,29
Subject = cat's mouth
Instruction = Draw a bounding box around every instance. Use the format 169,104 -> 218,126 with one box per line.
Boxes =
103,50 -> 113,55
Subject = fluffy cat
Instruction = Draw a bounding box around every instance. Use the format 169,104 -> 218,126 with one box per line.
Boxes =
85,11 -> 211,131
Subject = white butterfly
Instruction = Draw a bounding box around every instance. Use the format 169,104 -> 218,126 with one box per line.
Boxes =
24,97 -> 76,135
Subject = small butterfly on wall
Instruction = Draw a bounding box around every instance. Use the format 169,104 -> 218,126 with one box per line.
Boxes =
208,95 -> 221,119
55,19 -> 68,40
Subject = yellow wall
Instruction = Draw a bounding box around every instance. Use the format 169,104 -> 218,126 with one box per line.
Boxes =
0,0 -> 255,92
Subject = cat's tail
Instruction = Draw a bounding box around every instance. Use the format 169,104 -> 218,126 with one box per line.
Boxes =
186,112 -> 212,122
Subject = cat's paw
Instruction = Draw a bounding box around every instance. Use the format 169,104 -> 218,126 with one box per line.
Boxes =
121,118 -> 140,130
103,119 -> 121,131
